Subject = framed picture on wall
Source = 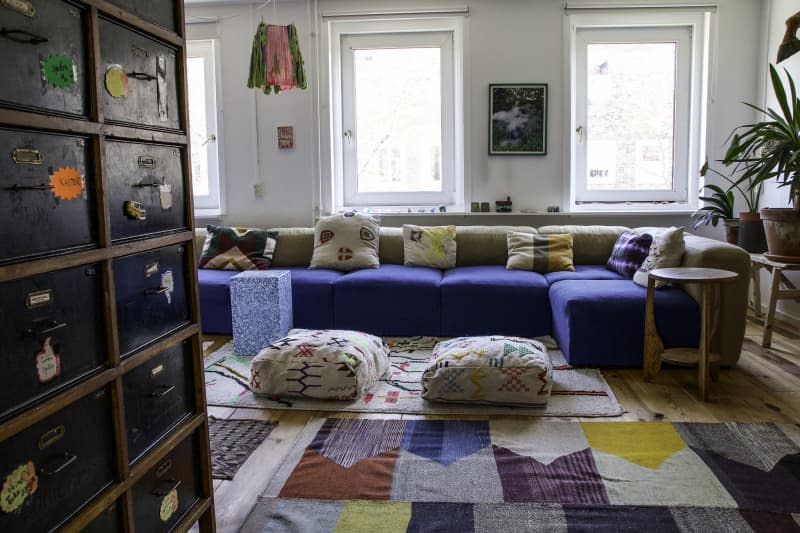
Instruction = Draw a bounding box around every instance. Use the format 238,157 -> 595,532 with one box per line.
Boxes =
489,83 -> 547,155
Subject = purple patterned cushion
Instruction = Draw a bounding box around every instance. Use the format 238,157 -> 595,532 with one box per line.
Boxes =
606,231 -> 653,278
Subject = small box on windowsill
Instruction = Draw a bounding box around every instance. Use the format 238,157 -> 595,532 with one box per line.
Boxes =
495,196 -> 512,213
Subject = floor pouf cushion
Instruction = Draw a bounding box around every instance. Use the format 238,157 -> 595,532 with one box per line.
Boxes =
249,329 -> 390,400
422,336 -> 553,406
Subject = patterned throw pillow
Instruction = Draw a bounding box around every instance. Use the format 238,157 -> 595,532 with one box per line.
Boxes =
506,231 -> 575,273
606,231 -> 654,278
198,225 -> 278,270
633,227 -> 686,288
309,213 -> 380,271
403,224 -> 457,269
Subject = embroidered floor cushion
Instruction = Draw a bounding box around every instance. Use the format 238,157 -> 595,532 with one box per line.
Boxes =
249,329 -> 390,400
422,336 -> 552,406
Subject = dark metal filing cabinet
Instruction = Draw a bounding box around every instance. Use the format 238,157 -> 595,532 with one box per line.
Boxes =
0,263 -> 105,422
106,140 -> 187,242
114,243 -> 191,357
0,127 -> 96,264
99,17 -> 182,132
106,0 -> 179,32
132,432 -> 201,533
124,341 -> 195,464
83,499 -> 123,533
0,0 -> 89,117
0,387 -> 115,531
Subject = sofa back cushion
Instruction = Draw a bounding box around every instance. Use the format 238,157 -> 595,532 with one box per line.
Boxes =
270,227 -> 315,266
455,226 -> 537,266
538,225 -> 628,265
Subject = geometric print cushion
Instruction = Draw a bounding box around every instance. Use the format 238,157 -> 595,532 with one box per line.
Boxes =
309,213 -> 381,271
250,329 -> 390,400
421,336 -> 552,406
403,224 -> 457,269
198,224 -> 278,270
606,230 -> 653,278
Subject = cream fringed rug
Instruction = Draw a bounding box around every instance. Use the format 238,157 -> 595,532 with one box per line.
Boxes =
204,336 -> 623,417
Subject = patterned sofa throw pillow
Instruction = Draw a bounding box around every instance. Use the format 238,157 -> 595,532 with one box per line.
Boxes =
198,225 -> 278,270
606,231 -> 653,278
422,336 -> 553,406
403,224 -> 457,269
506,231 -> 575,273
249,329 -> 390,400
309,213 -> 380,271
633,227 -> 686,288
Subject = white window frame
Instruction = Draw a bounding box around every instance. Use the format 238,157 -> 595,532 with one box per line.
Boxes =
186,30 -> 225,218
566,10 -> 711,211
328,17 -> 465,211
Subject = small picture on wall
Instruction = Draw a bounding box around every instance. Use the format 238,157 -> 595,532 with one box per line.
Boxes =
489,84 -> 547,155
277,126 -> 294,149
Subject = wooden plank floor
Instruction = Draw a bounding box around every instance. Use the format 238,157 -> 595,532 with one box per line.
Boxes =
203,317 -> 800,532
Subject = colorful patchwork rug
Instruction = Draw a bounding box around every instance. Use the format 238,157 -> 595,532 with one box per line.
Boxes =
239,418 -> 800,532
208,416 -> 277,480
204,337 -> 623,417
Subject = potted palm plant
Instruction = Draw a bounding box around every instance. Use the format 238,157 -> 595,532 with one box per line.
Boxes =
691,178 -> 739,245
724,65 -> 800,260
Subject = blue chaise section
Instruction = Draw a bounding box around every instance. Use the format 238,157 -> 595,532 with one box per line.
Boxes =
197,269 -> 238,335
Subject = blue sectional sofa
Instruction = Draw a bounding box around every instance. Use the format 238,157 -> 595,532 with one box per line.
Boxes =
195,225 -> 750,367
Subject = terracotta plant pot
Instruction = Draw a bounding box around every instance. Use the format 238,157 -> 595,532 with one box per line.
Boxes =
722,218 -> 739,246
760,207 -> 800,261
738,212 -> 768,253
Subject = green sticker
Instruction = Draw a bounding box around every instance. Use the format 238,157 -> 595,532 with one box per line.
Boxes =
41,54 -> 76,89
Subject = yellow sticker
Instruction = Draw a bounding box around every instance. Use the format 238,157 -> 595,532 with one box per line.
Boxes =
49,167 -> 84,200
105,65 -> 129,98
159,488 -> 179,522
1,462 -> 38,513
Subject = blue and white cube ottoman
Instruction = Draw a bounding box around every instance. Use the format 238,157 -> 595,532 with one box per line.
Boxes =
422,336 -> 552,406
250,329 -> 390,400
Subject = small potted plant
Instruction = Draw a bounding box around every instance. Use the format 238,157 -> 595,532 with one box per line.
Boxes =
725,65 -> 800,260
691,178 -> 738,245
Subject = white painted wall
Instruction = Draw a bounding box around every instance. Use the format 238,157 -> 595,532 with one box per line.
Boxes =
186,0 -> 765,236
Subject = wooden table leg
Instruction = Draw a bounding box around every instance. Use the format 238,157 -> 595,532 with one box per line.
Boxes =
751,263 -> 763,317
762,267 -> 783,348
643,275 -> 664,381
698,283 -> 712,401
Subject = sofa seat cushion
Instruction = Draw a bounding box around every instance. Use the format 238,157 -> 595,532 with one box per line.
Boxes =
334,264 -> 442,336
549,280 -> 700,366
422,336 -> 552,406
198,269 -> 239,334
285,267 -> 342,329
544,265 -> 627,284
440,266 -> 550,337
250,329 -> 390,399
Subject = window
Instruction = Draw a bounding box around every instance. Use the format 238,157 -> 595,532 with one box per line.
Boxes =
568,10 -> 710,209
186,38 -> 223,216
328,18 -> 464,210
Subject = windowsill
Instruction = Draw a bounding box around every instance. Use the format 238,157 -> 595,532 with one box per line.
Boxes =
194,208 -> 225,219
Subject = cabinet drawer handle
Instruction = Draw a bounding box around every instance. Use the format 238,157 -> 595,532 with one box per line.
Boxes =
133,180 -> 163,188
6,183 -> 54,191
145,286 -> 169,295
152,478 -> 181,496
128,70 -> 156,81
150,384 -> 176,398
0,27 -> 48,45
25,320 -> 67,337
41,452 -> 77,475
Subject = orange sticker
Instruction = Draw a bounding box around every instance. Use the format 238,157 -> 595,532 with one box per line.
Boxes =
49,167 -> 84,200
1,462 -> 38,513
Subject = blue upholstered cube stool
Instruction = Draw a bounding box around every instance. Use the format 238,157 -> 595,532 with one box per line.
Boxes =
230,270 -> 293,356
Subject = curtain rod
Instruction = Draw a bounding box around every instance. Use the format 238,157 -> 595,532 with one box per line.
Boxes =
321,7 -> 469,19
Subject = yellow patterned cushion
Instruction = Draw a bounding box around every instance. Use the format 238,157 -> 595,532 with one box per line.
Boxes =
506,232 -> 575,273
402,224 -> 457,269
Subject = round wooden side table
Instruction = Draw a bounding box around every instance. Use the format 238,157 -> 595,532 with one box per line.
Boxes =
642,267 -> 739,402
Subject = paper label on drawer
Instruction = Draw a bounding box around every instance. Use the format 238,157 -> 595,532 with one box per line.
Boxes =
105,65 -> 129,98
50,167 -> 84,201
159,488 -> 179,522
159,183 -> 173,210
25,289 -> 52,309
41,54 -> 76,89
161,271 -> 174,304
1,462 -> 38,514
35,337 -> 61,384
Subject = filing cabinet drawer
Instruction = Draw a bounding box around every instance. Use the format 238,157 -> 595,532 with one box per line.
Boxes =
99,18 -> 182,131
0,128 -> 96,264
0,263 -> 105,421
0,0 -> 89,117
132,432 -> 202,532
0,387 -> 115,531
106,0 -> 178,32
114,243 -> 191,357
83,499 -> 123,533
124,341 -> 195,463
106,140 -> 187,242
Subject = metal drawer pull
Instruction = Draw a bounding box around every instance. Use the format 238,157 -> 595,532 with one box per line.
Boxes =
128,71 -> 156,81
133,179 -> 164,188
6,183 -> 54,191
151,384 -> 176,398
25,320 -> 67,337
41,452 -> 77,475
0,27 -> 48,44
152,479 -> 181,497
145,286 -> 169,295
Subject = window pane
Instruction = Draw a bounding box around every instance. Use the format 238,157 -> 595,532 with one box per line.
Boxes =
187,56 -> 209,197
354,47 -> 442,193
586,42 -> 676,191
